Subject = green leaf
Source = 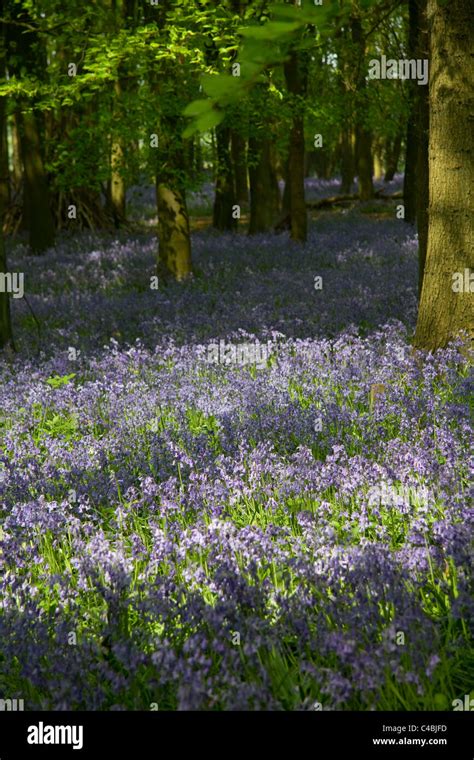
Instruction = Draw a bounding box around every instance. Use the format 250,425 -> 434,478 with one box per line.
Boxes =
183,98 -> 213,116
239,21 -> 301,40
183,107 -> 224,137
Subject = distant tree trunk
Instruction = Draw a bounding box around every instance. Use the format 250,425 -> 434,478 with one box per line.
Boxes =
231,130 -> 248,205
213,124 -> 236,230
0,12 -> 13,349
150,0 -> 192,281
340,128 -> 354,193
0,94 -> 9,214
156,182 -> 192,281
10,113 -> 22,193
416,0 -> 430,295
282,157 -> 291,217
284,47 -> 308,242
384,130 -> 403,182
414,0 -> 473,351
351,15 -> 374,201
109,81 -> 126,227
156,114 -> 192,280
373,143 -> 384,181
18,110 -> 55,253
248,134 -> 280,234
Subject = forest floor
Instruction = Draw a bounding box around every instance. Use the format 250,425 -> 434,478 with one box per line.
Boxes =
0,177 -> 472,710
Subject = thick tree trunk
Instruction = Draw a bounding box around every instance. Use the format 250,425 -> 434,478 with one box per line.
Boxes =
248,135 -> 280,234
414,0 -> 474,350
284,47 -> 308,242
213,124 -> 236,230
18,111 -> 55,253
230,130 -> 248,205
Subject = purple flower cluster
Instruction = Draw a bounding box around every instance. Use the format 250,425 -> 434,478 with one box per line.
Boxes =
0,196 -> 472,710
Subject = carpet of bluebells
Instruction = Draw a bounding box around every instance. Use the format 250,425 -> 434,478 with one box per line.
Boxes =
0,179 -> 472,710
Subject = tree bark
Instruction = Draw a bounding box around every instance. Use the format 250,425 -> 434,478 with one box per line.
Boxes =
414,0 -> 474,350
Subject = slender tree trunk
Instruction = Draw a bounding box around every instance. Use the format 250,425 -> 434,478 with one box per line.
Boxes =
284,48 -> 308,242
110,81 -> 126,227
0,10 -> 13,349
384,130 -> 403,182
403,0 -> 420,223
414,0 -> 474,350
351,15 -> 374,201
248,134 -> 280,234
10,112 -> 22,193
213,124 -> 236,230
373,141 -> 384,181
0,93 -> 9,213
416,0 -> 430,295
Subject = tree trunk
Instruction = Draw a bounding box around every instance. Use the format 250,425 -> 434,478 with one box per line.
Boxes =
10,112 -> 22,193
351,15 -> 374,201
248,134 -> 280,234
109,82 -> 126,227
339,128 -> 354,193
18,110 -> 55,253
231,129 -> 248,205
156,183 -> 192,281
403,0 -> 420,223
213,124 -> 236,230
6,3 -> 54,252
384,130 -> 403,182
416,0 -> 430,296
0,10 -> 13,349
284,47 -> 308,242
414,0 -> 474,350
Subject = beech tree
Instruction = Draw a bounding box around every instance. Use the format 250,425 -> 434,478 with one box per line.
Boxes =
414,0 -> 473,350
